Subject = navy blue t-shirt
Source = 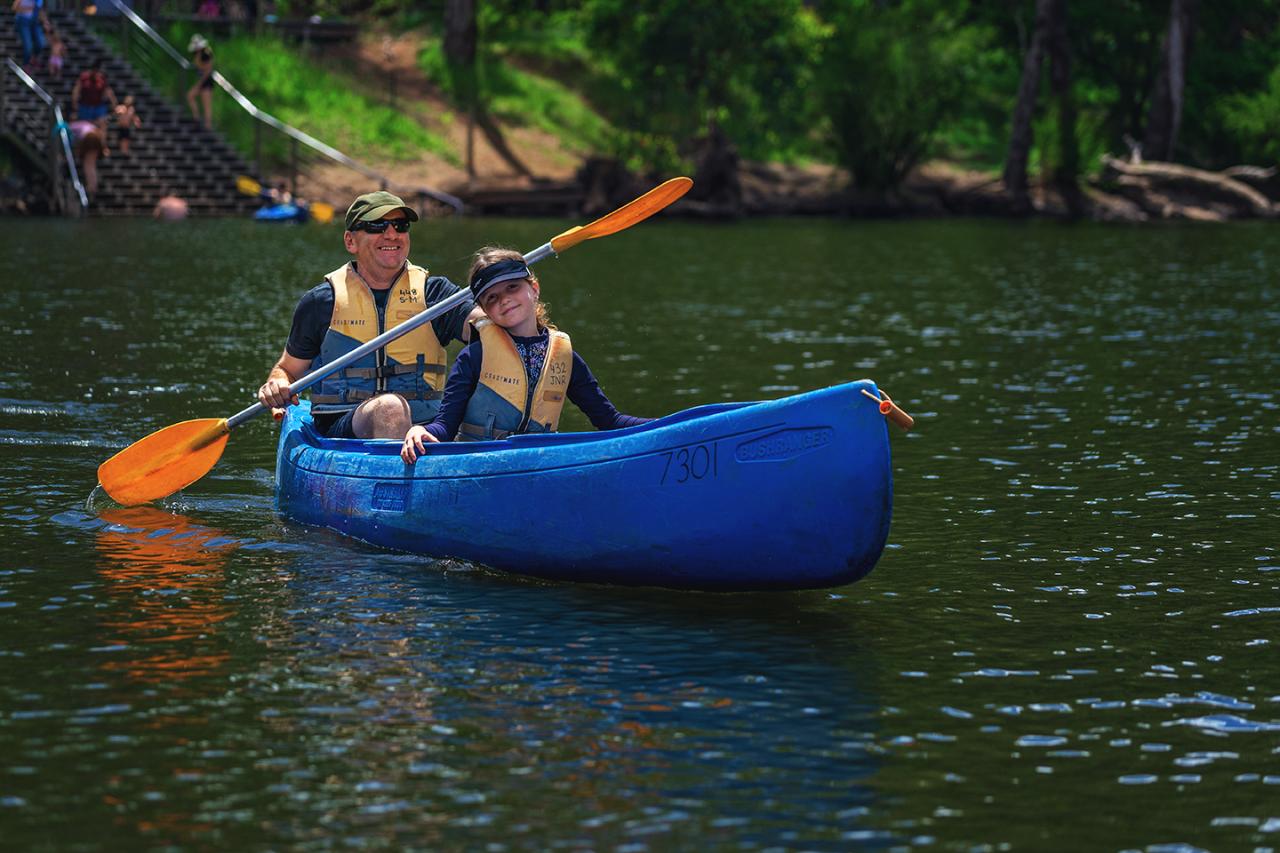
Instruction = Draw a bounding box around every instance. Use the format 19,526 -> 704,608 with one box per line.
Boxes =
424,329 -> 651,441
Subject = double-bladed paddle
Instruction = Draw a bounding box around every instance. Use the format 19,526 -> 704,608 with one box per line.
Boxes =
98,177 -> 693,506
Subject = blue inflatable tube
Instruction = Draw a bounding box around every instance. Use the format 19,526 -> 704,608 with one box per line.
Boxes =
254,203 -> 309,223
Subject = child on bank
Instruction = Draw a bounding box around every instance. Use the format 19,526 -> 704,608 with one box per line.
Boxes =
400,246 -> 652,462
113,95 -> 142,155
47,30 -> 65,78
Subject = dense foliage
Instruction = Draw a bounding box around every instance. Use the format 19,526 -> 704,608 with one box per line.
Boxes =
463,0 -> 1279,185
212,0 -> 1280,187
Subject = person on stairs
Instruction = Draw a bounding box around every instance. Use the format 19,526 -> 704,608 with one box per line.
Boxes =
12,0 -> 45,71
71,60 -> 117,122
186,34 -> 215,129
71,116 -> 108,197
46,26 -> 65,78
113,95 -> 142,155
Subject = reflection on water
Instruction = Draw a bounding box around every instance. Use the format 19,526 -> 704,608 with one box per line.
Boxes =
1,218 -> 1278,848
92,507 -> 236,683
19,509 -> 884,848
237,560 -> 883,847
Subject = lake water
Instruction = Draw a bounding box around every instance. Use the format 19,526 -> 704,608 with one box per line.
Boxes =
0,216 -> 1276,850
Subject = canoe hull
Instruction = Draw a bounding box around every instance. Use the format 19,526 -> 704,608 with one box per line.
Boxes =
275,380 -> 894,590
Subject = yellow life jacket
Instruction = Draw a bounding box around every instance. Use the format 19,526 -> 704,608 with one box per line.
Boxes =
457,320 -> 572,441
309,262 -> 448,422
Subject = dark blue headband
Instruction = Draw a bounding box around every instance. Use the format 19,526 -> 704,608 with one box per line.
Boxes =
470,258 -> 531,299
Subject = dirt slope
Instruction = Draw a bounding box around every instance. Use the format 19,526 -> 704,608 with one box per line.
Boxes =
304,29 -> 584,207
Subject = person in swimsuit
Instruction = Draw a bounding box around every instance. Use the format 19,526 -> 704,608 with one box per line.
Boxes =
186,34 -> 215,129
46,29 -> 64,78
72,117 -> 108,196
113,95 -> 142,155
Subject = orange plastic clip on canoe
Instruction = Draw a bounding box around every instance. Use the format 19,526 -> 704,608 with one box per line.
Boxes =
861,388 -> 915,431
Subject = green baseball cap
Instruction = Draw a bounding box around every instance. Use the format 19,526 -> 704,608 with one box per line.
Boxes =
344,191 -> 420,231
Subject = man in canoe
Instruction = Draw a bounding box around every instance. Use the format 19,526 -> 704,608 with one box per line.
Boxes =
257,191 -> 484,439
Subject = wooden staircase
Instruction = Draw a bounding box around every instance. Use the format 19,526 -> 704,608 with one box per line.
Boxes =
0,10 -> 257,216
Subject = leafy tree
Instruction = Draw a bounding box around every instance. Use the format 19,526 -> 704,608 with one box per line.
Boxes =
820,0 -> 991,192
579,0 -> 818,171
1219,64 -> 1280,164
1179,0 -> 1280,167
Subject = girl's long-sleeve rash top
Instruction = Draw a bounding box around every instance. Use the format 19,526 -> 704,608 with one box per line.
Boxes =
424,330 -> 651,442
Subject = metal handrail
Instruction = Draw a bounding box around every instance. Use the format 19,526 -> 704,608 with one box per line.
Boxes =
3,57 -> 89,213
104,0 -> 464,213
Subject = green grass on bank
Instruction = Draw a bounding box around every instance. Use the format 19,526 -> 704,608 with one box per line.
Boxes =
418,34 -> 613,157
101,24 -> 455,172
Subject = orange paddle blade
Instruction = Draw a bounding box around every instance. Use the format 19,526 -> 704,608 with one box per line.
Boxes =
98,418 -> 230,506
550,176 -> 692,253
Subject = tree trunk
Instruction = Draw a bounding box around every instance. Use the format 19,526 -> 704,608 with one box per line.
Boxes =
443,0 -> 476,66
1143,0 -> 1199,162
444,0 -> 477,177
1004,0 -> 1053,212
1045,0 -> 1081,214
690,120 -> 742,215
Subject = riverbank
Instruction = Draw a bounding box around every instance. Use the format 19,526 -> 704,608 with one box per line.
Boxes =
312,31 -> 1280,224
435,155 -> 1280,223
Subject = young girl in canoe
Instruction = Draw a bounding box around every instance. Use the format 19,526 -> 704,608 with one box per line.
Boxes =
400,247 -> 651,462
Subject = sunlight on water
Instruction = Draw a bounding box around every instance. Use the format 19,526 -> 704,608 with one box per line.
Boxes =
0,218 -> 1277,849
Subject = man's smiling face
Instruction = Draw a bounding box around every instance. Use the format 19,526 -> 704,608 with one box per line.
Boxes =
345,210 -> 410,284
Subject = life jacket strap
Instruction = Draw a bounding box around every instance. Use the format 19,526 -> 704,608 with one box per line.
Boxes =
381,362 -> 445,377
458,422 -> 512,441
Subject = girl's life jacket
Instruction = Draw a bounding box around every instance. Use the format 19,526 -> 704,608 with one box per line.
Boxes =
456,320 -> 572,441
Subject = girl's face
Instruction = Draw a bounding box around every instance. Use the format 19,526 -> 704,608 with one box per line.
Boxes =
479,277 -> 539,336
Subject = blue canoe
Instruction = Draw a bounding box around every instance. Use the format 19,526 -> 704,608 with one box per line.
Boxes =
275,379 -> 895,591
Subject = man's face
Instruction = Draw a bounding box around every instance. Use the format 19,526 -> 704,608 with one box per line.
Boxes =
344,209 -> 410,282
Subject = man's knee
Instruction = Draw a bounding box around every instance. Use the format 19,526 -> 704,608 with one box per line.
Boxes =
353,394 -> 412,439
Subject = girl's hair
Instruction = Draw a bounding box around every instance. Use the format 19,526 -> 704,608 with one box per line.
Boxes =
468,246 -> 554,330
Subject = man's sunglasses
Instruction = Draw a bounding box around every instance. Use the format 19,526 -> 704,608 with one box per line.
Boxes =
352,218 -> 412,234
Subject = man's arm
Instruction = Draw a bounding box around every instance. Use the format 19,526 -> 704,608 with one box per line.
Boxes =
459,305 -> 486,342
258,349 -> 311,409
69,78 -> 80,112
260,283 -> 331,409
424,275 -> 481,344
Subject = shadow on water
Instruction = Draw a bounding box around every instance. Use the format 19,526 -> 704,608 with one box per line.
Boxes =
33,505 -> 889,849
